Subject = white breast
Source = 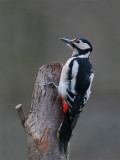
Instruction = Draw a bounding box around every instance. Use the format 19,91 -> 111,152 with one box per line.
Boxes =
58,57 -> 74,98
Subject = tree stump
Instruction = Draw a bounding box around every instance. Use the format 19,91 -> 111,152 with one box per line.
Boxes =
15,63 -> 68,160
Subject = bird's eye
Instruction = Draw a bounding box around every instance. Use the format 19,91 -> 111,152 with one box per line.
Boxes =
76,39 -> 80,43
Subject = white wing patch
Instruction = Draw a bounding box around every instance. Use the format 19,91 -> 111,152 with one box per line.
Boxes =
71,60 -> 79,94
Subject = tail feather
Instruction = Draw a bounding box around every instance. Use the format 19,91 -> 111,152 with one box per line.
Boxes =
59,112 -> 71,153
59,111 -> 80,153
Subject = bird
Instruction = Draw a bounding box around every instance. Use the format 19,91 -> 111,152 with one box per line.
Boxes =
48,37 -> 94,153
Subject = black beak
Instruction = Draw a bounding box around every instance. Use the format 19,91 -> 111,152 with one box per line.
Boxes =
59,38 -> 73,46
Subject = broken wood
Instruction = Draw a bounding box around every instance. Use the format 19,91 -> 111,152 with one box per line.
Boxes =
15,63 -> 68,160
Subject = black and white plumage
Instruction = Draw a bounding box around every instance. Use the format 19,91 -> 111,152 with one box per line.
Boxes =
58,38 -> 94,153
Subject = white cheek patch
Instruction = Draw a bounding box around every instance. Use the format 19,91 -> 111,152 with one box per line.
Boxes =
84,43 -> 91,49
75,41 -> 91,50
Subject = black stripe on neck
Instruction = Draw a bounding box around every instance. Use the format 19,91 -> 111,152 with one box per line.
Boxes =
72,52 -> 90,58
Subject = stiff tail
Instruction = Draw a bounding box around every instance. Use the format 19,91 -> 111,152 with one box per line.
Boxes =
59,111 -> 80,153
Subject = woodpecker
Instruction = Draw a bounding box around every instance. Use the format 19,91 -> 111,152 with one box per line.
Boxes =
57,37 -> 94,153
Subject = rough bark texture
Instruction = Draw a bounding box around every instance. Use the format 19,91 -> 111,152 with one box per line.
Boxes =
16,63 -> 68,160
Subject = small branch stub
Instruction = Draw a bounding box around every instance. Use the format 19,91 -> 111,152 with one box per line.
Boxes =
15,104 -> 27,127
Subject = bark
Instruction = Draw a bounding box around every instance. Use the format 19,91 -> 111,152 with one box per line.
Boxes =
15,63 -> 68,160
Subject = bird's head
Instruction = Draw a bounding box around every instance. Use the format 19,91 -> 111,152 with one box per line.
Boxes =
60,38 -> 93,57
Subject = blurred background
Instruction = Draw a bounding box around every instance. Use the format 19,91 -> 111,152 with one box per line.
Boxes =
0,0 -> 120,160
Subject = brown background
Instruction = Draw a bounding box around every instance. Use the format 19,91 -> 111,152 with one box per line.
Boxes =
0,1 -> 120,160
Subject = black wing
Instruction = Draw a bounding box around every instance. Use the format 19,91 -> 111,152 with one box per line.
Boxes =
66,58 -> 93,110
